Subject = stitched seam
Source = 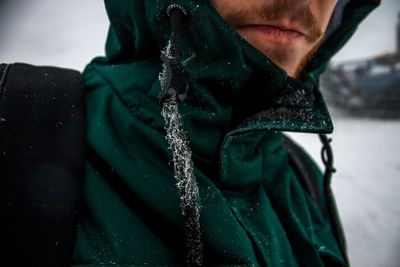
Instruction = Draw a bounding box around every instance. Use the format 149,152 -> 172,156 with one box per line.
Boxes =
87,66 -> 166,133
219,135 -> 232,181
87,66 -> 141,114
220,131 -> 274,183
227,199 -> 267,267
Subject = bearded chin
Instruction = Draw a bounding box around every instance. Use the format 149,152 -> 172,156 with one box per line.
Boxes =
294,37 -> 324,78
222,0 -> 325,78
266,47 -> 292,71
264,35 -> 324,79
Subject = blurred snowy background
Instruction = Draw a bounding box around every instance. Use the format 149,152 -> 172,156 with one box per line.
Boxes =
0,0 -> 399,266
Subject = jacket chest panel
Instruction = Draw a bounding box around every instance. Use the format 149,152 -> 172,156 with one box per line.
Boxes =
218,131 -> 290,189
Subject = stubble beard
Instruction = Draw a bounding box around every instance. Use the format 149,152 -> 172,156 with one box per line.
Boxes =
224,0 -> 324,78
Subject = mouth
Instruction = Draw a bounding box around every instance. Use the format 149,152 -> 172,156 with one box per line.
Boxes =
235,24 -> 305,44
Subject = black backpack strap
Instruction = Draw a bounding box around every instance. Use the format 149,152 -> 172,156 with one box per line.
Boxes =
0,63 -> 85,267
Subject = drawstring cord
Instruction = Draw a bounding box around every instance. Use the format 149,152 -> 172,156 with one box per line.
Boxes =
319,135 -> 348,264
319,134 -> 336,183
158,4 -> 203,267
158,5 -> 190,104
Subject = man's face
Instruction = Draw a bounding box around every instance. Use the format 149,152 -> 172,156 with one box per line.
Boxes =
210,0 -> 338,78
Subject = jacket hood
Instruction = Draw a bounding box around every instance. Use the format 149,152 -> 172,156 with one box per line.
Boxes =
83,0 -> 380,174
100,0 -> 379,78
88,0 -> 379,134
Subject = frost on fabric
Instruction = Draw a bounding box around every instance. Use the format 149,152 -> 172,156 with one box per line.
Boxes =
158,40 -> 173,91
161,96 -> 200,213
158,40 -> 201,215
158,37 -> 203,264
161,95 -> 203,266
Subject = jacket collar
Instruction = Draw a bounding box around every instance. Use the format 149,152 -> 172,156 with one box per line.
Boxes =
89,0 -> 379,138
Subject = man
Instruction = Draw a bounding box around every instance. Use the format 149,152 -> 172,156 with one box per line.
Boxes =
211,0 -> 338,78
67,0 -> 381,266
0,0 -> 379,266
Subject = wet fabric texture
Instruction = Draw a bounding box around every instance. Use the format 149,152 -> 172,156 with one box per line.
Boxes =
71,0 -> 379,266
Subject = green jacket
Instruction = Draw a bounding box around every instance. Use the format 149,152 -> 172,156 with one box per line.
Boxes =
72,0 -> 379,266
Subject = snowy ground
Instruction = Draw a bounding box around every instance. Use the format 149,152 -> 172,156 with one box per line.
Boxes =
1,1 -> 399,266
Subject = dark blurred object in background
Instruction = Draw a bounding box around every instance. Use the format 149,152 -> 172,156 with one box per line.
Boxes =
321,12 -> 400,118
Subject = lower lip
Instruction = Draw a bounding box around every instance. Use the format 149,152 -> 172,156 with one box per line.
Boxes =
239,25 -> 303,43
